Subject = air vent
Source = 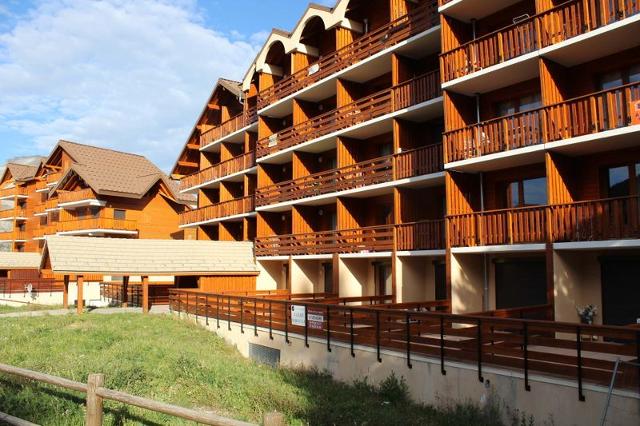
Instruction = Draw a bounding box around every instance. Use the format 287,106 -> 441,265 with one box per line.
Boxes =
249,343 -> 280,367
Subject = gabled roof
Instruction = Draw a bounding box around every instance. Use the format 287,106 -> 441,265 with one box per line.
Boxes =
0,252 -> 41,270
47,140 -> 190,205
2,163 -> 39,183
42,236 -> 258,276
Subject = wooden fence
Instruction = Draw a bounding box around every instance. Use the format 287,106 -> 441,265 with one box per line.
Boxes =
0,363 -> 259,426
200,106 -> 258,148
169,289 -> 640,401
0,279 -> 63,296
181,151 -> 256,191
180,196 -> 255,226
257,2 -> 439,109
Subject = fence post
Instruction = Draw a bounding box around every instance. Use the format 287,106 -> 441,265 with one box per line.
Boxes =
263,411 -> 286,426
86,373 -> 104,426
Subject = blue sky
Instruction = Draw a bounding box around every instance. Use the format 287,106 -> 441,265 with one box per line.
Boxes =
0,0 -> 335,171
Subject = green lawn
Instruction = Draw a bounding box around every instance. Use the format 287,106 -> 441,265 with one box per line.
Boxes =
0,303 -> 65,314
0,313 -> 503,425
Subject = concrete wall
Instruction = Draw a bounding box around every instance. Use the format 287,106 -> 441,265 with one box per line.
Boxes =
0,281 -> 104,307
256,260 -> 287,290
339,258 -> 374,297
179,312 -> 640,426
290,259 -> 323,294
396,256 -> 437,302
451,253 -> 485,313
554,250 -> 603,325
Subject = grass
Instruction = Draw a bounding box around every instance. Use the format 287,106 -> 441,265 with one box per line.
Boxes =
0,303 -> 65,314
0,313 -> 504,425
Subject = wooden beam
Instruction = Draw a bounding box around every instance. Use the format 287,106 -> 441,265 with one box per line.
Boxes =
122,276 -> 129,308
63,275 -> 69,309
142,276 -> 149,314
77,275 -> 84,314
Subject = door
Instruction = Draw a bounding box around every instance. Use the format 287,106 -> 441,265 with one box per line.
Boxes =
601,257 -> 640,326
434,262 -> 447,300
495,258 -> 547,309
374,262 -> 392,296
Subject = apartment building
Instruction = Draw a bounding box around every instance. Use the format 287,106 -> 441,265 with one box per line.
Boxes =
175,0 -> 640,326
0,163 -> 41,252
440,0 -> 640,326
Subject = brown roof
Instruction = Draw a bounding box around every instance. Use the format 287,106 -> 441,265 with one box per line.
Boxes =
5,163 -> 39,182
218,78 -> 244,100
50,140 -> 189,204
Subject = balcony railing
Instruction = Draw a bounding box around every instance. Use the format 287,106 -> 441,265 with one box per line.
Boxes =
255,220 -> 446,256
57,188 -> 98,205
180,151 -> 256,191
0,186 -> 28,199
257,2 -> 439,110
180,195 -> 256,226
441,0 -> 640,82
448,196 -> 640,247
444,81 -> 640,162
256,144 -> 443,207
0,230 -> 27,241
257,71 -> 441,158
0,207 -> 27,220
200,106 -> 258,148
45,198 -> 59,211
33,224 -> 57,239
57,217 -> 138,234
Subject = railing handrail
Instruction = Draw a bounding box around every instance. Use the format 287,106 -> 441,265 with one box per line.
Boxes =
188,195 -> 255,213
256,223 -> 394,242
57,188 -> 97,203
258,70 -> 441,149
200,108 -> 258,139
440,0 -> 580,56
181,151 -> 256,185
257,2 -> 439,106
444,80 -> 640,135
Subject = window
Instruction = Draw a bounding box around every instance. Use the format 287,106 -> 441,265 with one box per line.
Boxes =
90,207 -> 100,218
114,209 -> 126,220
605,163 -> 640,197
599,63 -> 640,90
496,93 -> 542,117
506,177 -> 547,208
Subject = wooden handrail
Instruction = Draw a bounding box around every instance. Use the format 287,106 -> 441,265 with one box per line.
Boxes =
0,186 -> 28,199
170,289 -> 640,397
441,0 -> 640,82
180,151 -> 256,191
0,279 -> 64,295
57,217 -> 138,233
180,195 -> 255,226
445,80 -> 640,162
0,363 -> 256,426
257,2 -> 439,109
200,107 -> 258,148
257,70 -> 441,158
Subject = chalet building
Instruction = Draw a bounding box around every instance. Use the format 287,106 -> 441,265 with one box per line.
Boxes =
174,0 -> 640,326
0,163 -> 41,252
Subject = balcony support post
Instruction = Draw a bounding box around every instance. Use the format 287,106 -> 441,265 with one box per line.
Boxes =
76,275 -> 84,315
121,276 -> 129,308
63,275 -> 69,309
141,276 -> 149,314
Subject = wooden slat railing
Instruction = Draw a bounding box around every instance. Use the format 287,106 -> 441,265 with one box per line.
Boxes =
255,224 -> 395,256
100,282 -> 173,307
0,207 -> 27,220
448,205 -> 548,247
473,304 -> 555,321
257,2 -> 439,109
396,220 -> 445,251
180,151 -> 256,191
0,230 -> 27,241
0,278 -> 64,295
200,107 -> 258,148
0,186 -> 28,199
57,217 -> 138,233
550,195 -> 640,242
33,223 -> 57,239
441,0 -> 640,83
57,188 -> 98,205
170,290 -> 640,397
180,195 -> 255,226
448,196 -> 640,247
445,81 -> 640,162
257,70 -> 441,158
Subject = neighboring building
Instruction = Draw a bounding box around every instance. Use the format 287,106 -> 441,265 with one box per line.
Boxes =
174,0 -> 640,327
0,163 -> 41,252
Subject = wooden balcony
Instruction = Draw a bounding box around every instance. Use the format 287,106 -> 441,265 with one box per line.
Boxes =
45,198 -> 59,211
256,144 -> 443,207
57,188 -> 98,205
180,195 -> 255,226
0,186 -> 28,199
57,217 -> 138,234
0,230 -> 27,241
257,71 -> 441,158
180,151 -> 256,191
256,220 -> 445,256
33,224 -> 57,239
448,196 -> 640,247
257,2 -> 439,110
0,207 -> 27,220
444,81 -> 640,162
441,0 -> 640,83
200,106 -> 258,148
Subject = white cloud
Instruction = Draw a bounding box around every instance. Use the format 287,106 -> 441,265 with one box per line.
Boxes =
0,0 -> 262,171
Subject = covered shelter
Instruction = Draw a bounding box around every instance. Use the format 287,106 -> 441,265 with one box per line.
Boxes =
41,236 -> 258,313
